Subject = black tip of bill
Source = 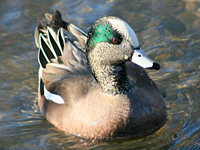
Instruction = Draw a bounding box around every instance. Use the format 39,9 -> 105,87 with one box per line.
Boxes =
147,62 -> 160,70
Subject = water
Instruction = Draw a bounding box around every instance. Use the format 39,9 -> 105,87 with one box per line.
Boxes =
0,0 -> 199,149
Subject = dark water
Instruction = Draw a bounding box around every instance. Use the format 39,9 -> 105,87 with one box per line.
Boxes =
0,0 -> 199,149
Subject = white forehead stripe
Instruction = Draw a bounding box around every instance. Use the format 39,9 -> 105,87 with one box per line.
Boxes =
108,18 -> 139,47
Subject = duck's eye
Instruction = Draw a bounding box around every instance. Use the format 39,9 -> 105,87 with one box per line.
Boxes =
111,37 -> 121,44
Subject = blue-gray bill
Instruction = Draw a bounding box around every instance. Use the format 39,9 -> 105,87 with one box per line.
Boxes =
131,48 -> 160,70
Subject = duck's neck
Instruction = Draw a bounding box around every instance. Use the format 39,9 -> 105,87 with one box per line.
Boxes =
91,62 -> 135,95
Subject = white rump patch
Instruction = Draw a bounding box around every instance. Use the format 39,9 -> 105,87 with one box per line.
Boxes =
44,85 -> 65,104
108,18 -> 139,47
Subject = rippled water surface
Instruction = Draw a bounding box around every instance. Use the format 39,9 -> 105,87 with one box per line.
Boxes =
0,0 -> 200,149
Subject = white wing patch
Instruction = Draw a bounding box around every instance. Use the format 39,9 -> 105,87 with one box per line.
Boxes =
39,67 -> 65,104
44,86 -> 65,104
108,18 -> 139,47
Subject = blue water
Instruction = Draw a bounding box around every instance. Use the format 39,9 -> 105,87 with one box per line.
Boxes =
0,0 -> 199,149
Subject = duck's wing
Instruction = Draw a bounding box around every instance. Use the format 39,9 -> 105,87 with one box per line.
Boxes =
35,11 -> 94,105
44,10 -> 87,48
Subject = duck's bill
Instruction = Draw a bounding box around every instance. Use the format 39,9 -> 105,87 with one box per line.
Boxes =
131,49 -> 160,70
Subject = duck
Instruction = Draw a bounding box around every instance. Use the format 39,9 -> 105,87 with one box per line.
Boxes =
34,10 -> 167,139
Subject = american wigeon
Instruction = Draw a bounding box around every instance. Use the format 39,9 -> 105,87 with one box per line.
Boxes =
34,10 -> 167,139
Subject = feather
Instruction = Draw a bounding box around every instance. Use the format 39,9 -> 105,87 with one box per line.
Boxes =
35,10 -> 92,105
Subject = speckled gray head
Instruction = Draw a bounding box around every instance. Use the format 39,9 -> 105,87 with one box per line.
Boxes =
86,16 -> 160,70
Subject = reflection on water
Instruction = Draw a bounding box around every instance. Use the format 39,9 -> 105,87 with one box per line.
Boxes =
0,0 -> 199,149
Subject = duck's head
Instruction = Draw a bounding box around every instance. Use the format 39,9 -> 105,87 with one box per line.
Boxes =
86,16 -> 160,70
